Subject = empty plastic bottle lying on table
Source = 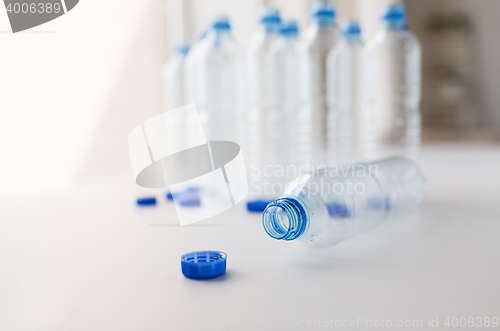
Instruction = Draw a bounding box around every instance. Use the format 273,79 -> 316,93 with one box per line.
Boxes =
262,157 -> 426,248
364,2 -> 422,162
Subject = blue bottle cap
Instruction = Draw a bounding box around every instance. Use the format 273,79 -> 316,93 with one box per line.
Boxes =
310,1 -> 335,26
341,19 -> 361,38
167,188 -> 201,206
381,2 -> 406,22
181,251 -> 227,280
179,192 -> 201,207
280,20 -> 299,37
260,6 -> 281,24
247,200 -> 273,212
136,197 -> 157,206
212,15 -> 231,30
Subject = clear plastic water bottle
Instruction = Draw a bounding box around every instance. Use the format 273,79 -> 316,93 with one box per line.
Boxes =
183,29 -> 207,106
162,43 -> 190,157
162,42 -> 190,110
196,16 -> 244,144
258,20 -> 300,200
184,29 -> 208,149
246,7 -> 281,112
296,1 -> 339,170
262,157 -> 426,248
246,7 -> 281,203
326,20 -> 364,165
364,3 -> 422,162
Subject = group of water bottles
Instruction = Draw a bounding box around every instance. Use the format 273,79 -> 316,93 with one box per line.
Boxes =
163,1 -> 427,248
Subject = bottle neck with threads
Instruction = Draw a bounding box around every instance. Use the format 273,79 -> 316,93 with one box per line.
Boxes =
262,188 -> 331,244
262,196 -> 309,241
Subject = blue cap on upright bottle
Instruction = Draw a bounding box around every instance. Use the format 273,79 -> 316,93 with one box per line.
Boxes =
341,20 -> 361,39
311,1 -> 336,27
381,2 -> 406,24
260,7 -> 281,24
280,20 -> 299,37
181,250 -> 227,280
174,42 -> 191,56
259,7 -> 281,33
212,15 -> 231,30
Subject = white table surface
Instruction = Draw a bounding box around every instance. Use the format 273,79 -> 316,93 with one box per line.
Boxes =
1,143 -> 500,331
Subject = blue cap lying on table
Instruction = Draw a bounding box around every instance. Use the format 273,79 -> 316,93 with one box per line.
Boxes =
181,251 -> 227,280
247,200 -> 273,212
136,197 -> 157,206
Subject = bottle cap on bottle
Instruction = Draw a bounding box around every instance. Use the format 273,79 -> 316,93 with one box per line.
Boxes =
260,6 -> 281,24
181,251 -> 227,280
310,1 -> 336,26
280,20 -> 299,37
381,2 -> 406,22
341,19 -> 361,38
258,7 -> 280,34
211,15 -> 231,30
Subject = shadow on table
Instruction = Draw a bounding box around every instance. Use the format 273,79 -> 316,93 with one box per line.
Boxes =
182,270 -> 234,282
149,223 -> 224,227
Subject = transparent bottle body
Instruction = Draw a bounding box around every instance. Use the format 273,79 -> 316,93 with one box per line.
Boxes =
327,37 -> 365,165
246,26 -> 279,112
246,27 -> 279,199
184,42 -> 202,107
162,52 -> 187,156
180,28 -> 243,204
256,35 -> 299,199
196,30 -> 244,145
184,40 -> 206,148
263,157 -> 426,248
364,26 -> 422,163
162,53 -> 186,110
297,24 -> 338,169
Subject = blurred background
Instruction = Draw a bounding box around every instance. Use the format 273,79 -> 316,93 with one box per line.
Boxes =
1,0 -> 499,197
